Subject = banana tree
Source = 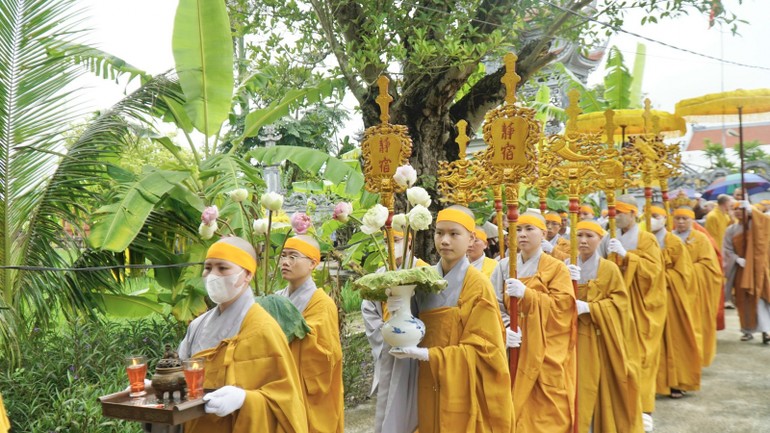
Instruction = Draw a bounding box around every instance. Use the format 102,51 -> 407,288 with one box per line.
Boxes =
86,0 -> 354,321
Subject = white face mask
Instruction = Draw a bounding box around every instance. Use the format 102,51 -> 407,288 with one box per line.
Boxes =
650,217 -> 666,233
205,270 -> 245,304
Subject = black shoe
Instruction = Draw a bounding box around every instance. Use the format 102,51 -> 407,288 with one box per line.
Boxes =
762,333 -> 770,344
725,302 -> 735,309
741,333 -> 754,341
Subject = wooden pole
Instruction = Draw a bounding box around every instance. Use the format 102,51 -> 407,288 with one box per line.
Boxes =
506,184 -> 520,389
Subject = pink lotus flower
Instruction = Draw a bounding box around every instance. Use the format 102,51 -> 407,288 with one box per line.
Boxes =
201,205 -> 219,225
332,202 -> 353,223
291,212 -> 312,234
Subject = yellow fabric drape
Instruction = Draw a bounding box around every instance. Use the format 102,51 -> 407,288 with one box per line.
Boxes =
577,259 -> 643,433
0,393 -> 9,433
480,257 -> 498,278
733,211 -> 770,330
655,233 -> 701,395
704,208 -> 732,252
417,266 -> 514,433
186,304 -> 308,433
512,254 -> 576,433
289,289 -> 344,433
618,230 -> 666,413
685,230 -> 724,366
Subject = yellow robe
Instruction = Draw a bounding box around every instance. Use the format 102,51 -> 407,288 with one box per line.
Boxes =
555,237 -> 571,260
417,266 -> 513,433
656,232 -> 701,395
186,304 -> 308,433
732,211 -> 770,330
0,393 -> 9,433
577,259 -> 642,433
704,208 -> 732,252
480,256 -> 498,278
289,289 -> 344,433
684,230 -> 723,366
513,253 -> 577,433
618,230 -> 666,413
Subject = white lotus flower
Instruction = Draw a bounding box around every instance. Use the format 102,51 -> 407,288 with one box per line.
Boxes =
406,186 -> 432,208
407,205 -> 433,231
261,192 -> 284,211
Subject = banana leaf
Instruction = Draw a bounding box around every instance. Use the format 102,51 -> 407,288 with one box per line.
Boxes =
255,294 -> 311,343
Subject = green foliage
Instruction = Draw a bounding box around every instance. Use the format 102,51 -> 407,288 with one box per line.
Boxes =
254,295 -> 311,342
603,47 -> 633,110
0,316 -> 184,433
340,281 -> 362,314
703,139 -> 737,169
741,140 -> 769,163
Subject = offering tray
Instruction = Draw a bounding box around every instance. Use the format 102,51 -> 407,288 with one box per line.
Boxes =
99,386 -> 209,425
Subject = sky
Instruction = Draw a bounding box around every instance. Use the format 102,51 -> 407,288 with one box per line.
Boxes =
76,0 -> 770,135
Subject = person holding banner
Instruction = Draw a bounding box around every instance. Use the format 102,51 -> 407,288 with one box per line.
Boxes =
569,220 -> 643,433
648,206 -> 701,400
390,205 -> 513,433
490,210 -> 576,433
672,206 -> 723,366
276,235 -> 344,433
599,195 -> 665,433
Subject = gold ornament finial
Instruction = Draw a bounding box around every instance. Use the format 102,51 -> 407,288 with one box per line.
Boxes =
375,76 -> 393,125
456,120 -> 470,157
501,53 -> 521,105
652,115 -> 661,136
604,109 -> 615,145
671,190 -> 696,209
565,89 -> 582,133
642,98 -> 652,133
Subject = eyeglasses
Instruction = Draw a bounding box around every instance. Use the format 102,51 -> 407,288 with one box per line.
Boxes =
279,254 -> 311,264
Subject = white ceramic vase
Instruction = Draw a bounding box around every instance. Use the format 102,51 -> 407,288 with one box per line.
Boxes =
381,284 -> 426,349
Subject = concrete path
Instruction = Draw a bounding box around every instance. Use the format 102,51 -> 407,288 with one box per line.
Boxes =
344,309 -> 770,432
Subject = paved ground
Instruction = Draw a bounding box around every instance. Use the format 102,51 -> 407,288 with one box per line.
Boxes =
344,309 -> 770,432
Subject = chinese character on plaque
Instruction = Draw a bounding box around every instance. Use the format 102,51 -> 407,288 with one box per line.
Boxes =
490,117 -> 528,166
364,133 -> 404,177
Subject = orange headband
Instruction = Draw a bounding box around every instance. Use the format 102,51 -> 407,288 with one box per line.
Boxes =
673,208 -> 695,219
558,212 -> 568,218
436,209 -> 475,233
544,213 -> 562,224
576,220 -> 605,236
392,230 -> 405,238
650,206 -> 667,216
517,215 -> 546,231
474,228 -> 488,243
284,237 -> 321,263
615,202 -> 638,214
206,242 -> 257,274
579,205 -> 595,215
733,201 -> 741,209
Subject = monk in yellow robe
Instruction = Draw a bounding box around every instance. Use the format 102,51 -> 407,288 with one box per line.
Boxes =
469,227 -> 498,278
724,201 -> 770,343
390,206 -> 513,433
544,211 -> 570,261
673,207 -> 724,366
705,194 -> 735,308
600,195 -> 665,432
568,221 -> 642,433
0,394 -> 9,433
277,236 -> 344,433
491,211 -> 576,433
649,206 -> 701,399
179,237 -> 308,433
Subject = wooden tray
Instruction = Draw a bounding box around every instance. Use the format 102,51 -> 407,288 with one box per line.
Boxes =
99,386 -> 207,425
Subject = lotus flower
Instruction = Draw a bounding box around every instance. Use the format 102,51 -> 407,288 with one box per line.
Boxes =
332,202 -> 353,223
291,212 -> 312,235
201,205 -> 219,225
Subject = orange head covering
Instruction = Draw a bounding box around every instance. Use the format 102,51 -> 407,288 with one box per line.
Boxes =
673,208 -> 695,219
615,201 -> 638,214
544,213 -> 562,224
650,206 -> 667,217
474,228 -> 488,243
436,208 -> 475,233
206,242 -> 257,274
579,205 -> 595,215
576,220 -> 605,236
518,214 -> 546,231
284,237 -> 321,263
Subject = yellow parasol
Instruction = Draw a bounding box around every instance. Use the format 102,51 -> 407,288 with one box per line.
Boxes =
675,88 -> 770,205
574,108 -> 687,139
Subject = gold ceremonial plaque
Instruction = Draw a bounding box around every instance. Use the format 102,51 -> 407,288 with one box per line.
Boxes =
437,120 -> 489,206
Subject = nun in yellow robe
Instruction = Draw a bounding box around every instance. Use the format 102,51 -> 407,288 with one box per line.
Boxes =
0,393 -> 9,433
569,221 -> 643,433
276,236 -> 344,433
649,207 -> 701,397
491,212 -> 576,433
180,238 -> 308,433
672,208 -> 724,366
600,197 -> 665,420
391,207 -> 513,433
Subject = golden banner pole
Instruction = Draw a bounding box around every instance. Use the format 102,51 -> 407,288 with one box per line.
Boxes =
361,76 -> 413,271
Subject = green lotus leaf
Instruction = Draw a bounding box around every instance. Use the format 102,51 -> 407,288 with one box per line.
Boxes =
351,267 -> 448,302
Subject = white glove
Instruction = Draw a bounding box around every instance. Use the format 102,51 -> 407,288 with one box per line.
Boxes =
124,378 -> 151,393
567,264 -> 581,281
203,385 -> 246,417
607,238 -> 627,257
385,295 -> 406,314
739,200 -> 753,215
736,257 -> 746,268
389,346 -> 429,362
540,239 -> 554,253
506,327 -> 522,348
505,278 -> 527,299
576,300 -> 591,315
